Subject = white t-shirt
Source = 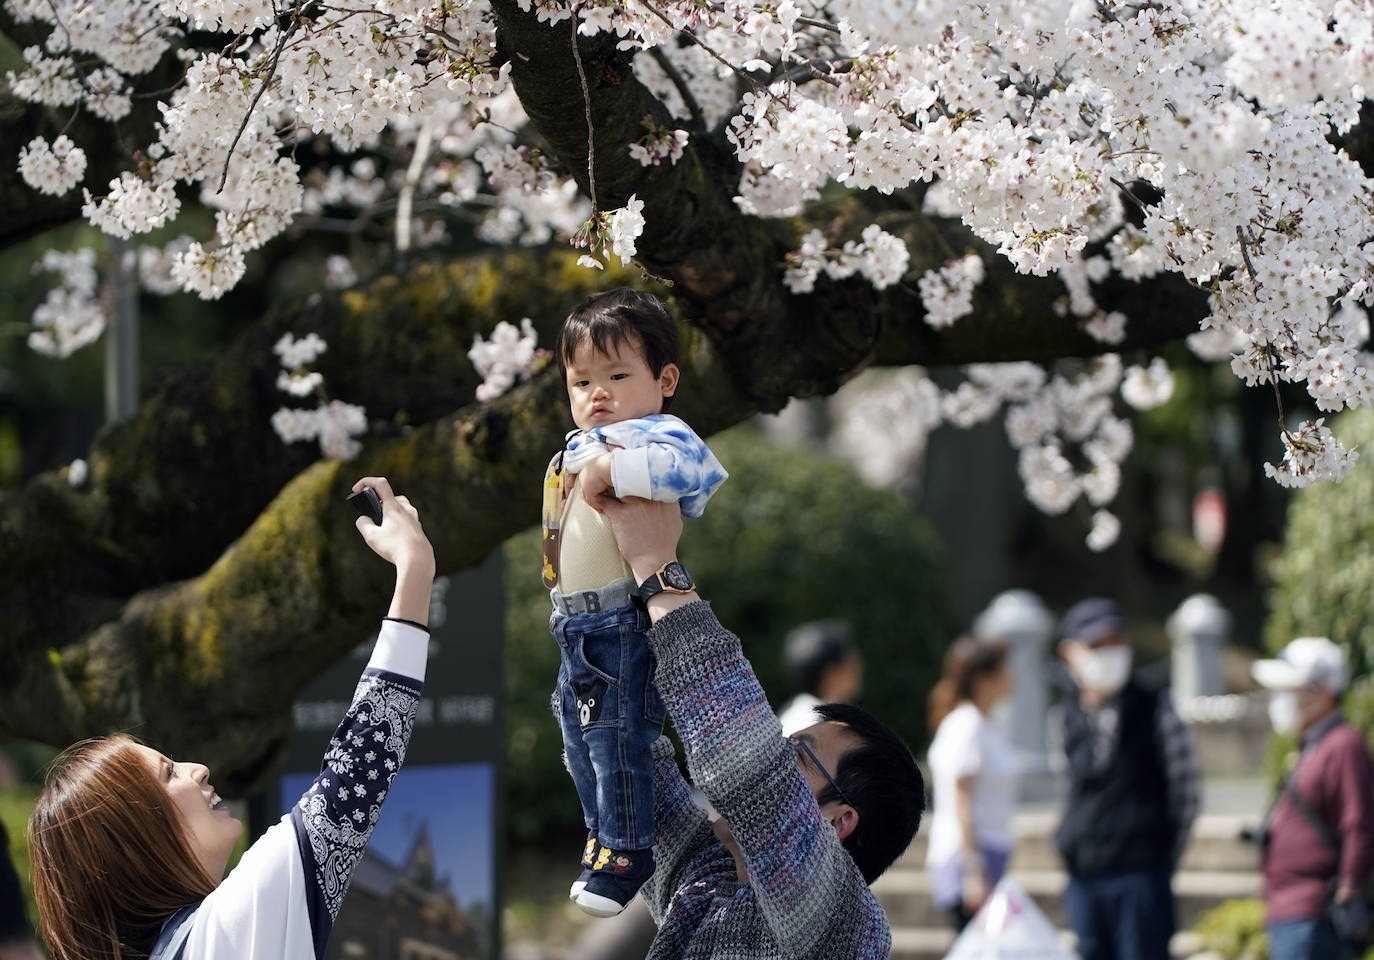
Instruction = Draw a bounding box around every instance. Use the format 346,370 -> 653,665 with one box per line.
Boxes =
925,702 -> 1019,866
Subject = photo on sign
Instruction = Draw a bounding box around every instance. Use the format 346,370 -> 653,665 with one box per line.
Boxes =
281,762 -> 496,960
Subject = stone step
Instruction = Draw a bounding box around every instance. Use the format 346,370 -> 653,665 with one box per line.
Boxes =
873,866 -> 1259,932
888,927 -> 1204,960
900,812 -> 1263,874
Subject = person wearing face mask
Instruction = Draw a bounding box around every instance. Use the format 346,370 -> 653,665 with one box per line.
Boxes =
925,637 -> 1017,930
1252,637 -> 1374,960
1054,598 -> 1200,960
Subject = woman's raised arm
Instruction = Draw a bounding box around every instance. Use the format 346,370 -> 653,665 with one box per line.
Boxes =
187,477 -> 438,959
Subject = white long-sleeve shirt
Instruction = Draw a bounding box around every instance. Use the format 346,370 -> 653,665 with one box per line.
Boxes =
162,618 -> 428,960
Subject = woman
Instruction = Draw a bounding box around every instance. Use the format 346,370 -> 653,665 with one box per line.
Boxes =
30,477 -> 433,960
924,636 -> 1018,930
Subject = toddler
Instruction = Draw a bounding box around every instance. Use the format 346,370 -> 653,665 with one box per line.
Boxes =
541,289 -> 727,917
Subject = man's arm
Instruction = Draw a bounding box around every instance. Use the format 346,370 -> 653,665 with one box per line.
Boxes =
1157,693 -> 1200,868
640,736 -> 715,925
645,602 -> 890,956
604,496 -> 890,956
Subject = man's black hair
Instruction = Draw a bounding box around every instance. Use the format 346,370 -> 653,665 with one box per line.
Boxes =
814,702 -> 925,884
784,620 -> 855,697
557,288 -> 680,413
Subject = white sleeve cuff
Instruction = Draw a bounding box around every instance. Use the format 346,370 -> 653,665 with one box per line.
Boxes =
611,447 -> 655,500
368,619 -> 429,683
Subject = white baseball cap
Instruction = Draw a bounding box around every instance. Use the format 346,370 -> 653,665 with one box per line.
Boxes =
1252,637 -> 1349,693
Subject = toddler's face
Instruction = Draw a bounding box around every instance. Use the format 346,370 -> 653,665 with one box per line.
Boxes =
565,336 -> 678,431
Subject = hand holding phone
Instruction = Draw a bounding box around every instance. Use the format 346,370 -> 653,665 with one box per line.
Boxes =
348,486 -> 383,526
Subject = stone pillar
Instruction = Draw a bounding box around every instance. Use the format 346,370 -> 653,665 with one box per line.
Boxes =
1168,593 -> 1230,698
974,590 -> 1054,775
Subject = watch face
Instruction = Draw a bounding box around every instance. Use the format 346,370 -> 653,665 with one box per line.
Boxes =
662,562 -> 693,591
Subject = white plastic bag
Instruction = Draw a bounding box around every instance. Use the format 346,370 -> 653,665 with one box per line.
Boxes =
942,877 -> 1077,960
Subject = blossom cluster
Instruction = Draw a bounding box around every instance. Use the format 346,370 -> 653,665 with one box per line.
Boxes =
784,224 -> 911,294
28,248 -> 105,358
9,0 -> 517,299
834,354 -> 1162,551
629,115 -> 689,167
269,333 -> 369,461
917,254 -> 985,328
572,196 -> 646,271
18,136 -> 87,196
468,318 -> 539,402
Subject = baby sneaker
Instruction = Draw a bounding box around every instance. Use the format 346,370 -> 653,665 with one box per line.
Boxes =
573,844 -> 655,918
569,832 -> 598,902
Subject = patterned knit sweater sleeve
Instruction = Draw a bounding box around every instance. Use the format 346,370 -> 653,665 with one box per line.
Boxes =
641,735 -> 715,925
648,602 -> 892,958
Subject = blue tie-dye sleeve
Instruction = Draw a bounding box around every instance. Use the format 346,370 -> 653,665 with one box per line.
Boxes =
587,415 -> 728,518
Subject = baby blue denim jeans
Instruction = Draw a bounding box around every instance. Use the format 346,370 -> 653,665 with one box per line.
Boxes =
551,602 -> 665,850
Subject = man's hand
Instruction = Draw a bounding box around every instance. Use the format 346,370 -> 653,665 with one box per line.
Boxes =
577,453 -> 618,513
602,496 -> 684,582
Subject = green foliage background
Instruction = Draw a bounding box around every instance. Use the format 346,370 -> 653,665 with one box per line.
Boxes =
1267,407 -> 1374,752
0,787 -> 38,940
501,426 -> 948,844
1197,897 -> 1374,960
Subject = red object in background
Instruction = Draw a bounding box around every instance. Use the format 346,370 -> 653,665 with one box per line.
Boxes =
1193,488 -> 1227,554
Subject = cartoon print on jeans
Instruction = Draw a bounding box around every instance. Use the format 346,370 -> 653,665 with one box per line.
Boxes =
571,677 -> 608,727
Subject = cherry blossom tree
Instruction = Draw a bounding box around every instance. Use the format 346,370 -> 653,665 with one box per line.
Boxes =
3,0 -> 1373,787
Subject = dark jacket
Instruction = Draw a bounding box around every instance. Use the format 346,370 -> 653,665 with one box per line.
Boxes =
1056,679 -> 1176,876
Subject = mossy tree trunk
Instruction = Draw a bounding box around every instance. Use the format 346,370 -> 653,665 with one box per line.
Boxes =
0,6 -> 1235,790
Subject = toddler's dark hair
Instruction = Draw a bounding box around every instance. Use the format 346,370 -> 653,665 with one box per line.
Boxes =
557,289 -> 680,412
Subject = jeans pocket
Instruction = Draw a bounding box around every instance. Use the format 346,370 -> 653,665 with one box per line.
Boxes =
574,623 -> 622,687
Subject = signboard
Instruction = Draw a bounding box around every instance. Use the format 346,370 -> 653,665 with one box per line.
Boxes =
261,551 -> 504,960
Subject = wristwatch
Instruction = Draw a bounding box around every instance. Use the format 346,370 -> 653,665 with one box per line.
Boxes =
634,561 -> 695,602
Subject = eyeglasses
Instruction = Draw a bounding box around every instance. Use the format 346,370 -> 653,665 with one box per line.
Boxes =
788,735 -> 855,810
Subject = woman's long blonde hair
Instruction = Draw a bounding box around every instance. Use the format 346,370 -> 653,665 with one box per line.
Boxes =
30,735 -> 216,960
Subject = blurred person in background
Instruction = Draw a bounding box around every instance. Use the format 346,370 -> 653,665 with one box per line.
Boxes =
1055,598 -> 1200,960
925,636 -> 1017,929
1252,637 -> 1374,960
777,620 -> 864,736
0,820 -> 42,960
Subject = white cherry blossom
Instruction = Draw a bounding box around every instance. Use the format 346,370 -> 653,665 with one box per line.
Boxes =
18,136 -> 86,196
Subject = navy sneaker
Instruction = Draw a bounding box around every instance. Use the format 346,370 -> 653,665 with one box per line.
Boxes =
573,844 -> 655,918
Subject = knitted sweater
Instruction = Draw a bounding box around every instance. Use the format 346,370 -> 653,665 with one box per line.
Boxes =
641,602 -> 891,959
